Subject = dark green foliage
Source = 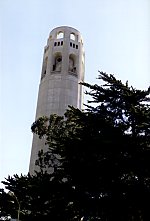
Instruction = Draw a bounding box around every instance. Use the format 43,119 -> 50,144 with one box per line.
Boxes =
0,188 -> 15,220
1,72 -> 150,220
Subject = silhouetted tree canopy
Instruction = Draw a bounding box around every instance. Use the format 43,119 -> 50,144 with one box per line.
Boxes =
1,72 -> 150,221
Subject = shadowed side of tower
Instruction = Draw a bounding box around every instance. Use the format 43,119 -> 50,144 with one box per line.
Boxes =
29,26 -> 85,174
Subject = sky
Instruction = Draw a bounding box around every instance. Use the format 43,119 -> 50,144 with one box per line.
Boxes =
0,0 -> 149,188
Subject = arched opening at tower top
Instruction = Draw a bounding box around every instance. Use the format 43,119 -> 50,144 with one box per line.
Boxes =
57,31 -> 64,39
70,33 -> 76,41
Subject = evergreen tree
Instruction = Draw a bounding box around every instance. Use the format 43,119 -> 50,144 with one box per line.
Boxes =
1,72 -> 150,220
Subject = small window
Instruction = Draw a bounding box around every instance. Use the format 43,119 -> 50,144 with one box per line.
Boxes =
61,41 -> 63,46
76,45 -> 78,49
54,42 -> 57,46
58,42 -> 60,46
70,33 -> 76,41
73,43 -> 75,48
70,42 -> 72,47
57,31 -> 64,39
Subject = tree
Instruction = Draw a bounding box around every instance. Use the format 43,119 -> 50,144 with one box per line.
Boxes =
1,173 -> 74,221
0,188 -> 15,220
1,72 -> 150,220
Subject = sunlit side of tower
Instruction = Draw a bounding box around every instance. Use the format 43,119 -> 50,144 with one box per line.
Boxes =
29,26 -> 85,173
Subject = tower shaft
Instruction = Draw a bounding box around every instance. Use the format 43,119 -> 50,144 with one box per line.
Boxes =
29,26 -> 85,174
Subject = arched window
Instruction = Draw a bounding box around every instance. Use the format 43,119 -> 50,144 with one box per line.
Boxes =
52,53 -> 62,72
41,57 -> 48,79
69,54 -> 76,74
57,31 -> 64,39
70,33 -> 76,41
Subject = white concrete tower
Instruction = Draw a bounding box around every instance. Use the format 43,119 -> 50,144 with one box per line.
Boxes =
29,26 -> 85,173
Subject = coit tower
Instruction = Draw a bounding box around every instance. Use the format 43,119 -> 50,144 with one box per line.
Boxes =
29,26 -> 85,173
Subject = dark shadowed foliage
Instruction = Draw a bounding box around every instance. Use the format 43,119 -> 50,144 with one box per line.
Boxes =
1,72 -> 150,220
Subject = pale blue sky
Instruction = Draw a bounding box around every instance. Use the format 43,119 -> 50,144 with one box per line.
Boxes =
0,0 -> 149,187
